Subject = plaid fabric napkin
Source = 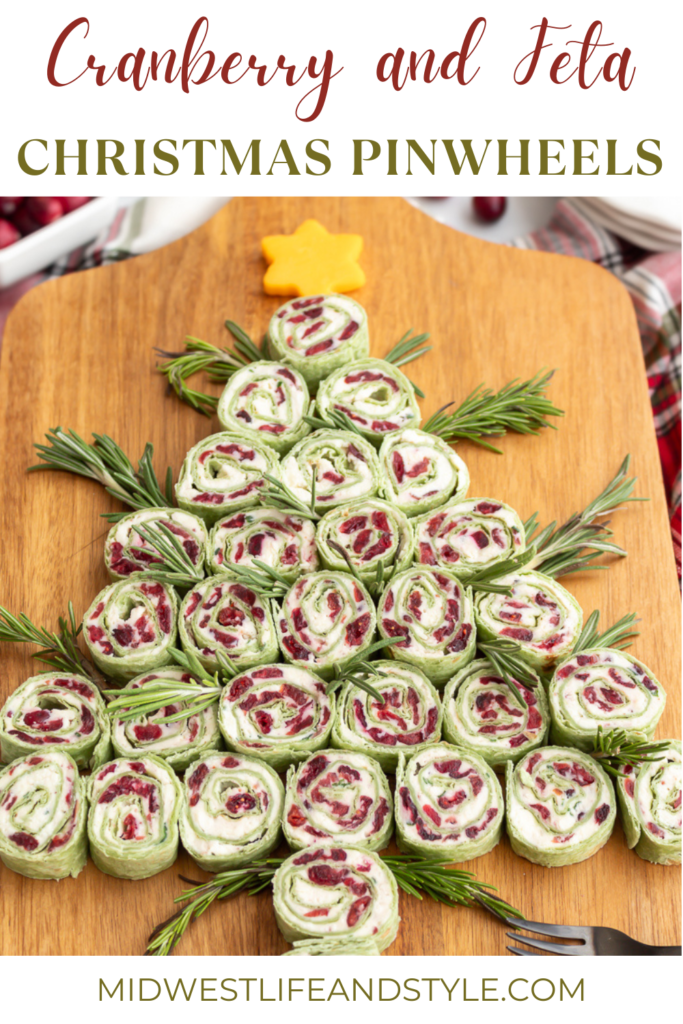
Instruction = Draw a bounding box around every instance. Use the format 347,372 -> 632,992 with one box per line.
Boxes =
512,199 -> 682,580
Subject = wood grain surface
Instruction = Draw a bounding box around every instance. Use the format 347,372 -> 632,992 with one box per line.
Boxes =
0,197 -> 679,957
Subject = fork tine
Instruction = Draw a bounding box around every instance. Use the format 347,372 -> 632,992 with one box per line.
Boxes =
506,933 -> 590,956
505,916 -> 592,940
507,946 -> 542,956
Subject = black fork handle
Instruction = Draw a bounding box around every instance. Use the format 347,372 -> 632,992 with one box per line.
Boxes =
650,945 -> 681,956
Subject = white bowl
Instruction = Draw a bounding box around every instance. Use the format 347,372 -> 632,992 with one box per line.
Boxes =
0,197 -> 119,288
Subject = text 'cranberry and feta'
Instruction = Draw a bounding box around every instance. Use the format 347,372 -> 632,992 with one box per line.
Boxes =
414,498 -> 526,577
379,427 -> 470,518
267,294 -> 370,391
616,740 -> 681,866
377,568 -> 476,686
0,672 -> 112,771
180,752 -> 284,872
179,575 -> 278,675
175,432 -> 280,524
505,746 -> 616,867
316,498 -> 413,583
277,571 -> 377,679
316,358 -> 420,446
442,658 -> 549,767
280,429 -> 382,512
217,361 -> 312,455
396,742 -> 503,862
331,662 -> 443,772
83,578 -> 179,683
474,570 -> 583,673
549,649 -> 666,751
86,755 -> 182,880
111,668 -> 222,772
283,749 -> 393,853
0,751 -> 87,880
208,508 -> 318,582
218,664 -> 334,771
104,507 -> 208,582
272,845 -> 400,952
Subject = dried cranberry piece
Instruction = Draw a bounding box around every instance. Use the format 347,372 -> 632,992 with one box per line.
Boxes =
346,613 -> 371,646
594,804 -> 610,824
226,793 -> 256,814
500,627 -> 533,642
339,515 -> 367,535
476,502 -> 501,515
9,832 -> 39,851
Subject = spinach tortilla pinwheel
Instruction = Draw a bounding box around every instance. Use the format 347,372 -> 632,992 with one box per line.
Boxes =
104,507 -> 208,581
111,668 -> 222,772
316,499 -> 413,583
0,672 -> 111,770
414,498 -> 526,576
505,746 -> 616,867
267,294 -> 370,390
442,659 -> 548,767
549,649 -> 666,751
86,754 -> 181,879
83,578 -> 179,683
218,664 -> 334,771
617,741 -> 681,865
208,508 -> 318,582
277,572 -> 376,679
474,570 -> 583,673
377,568 -> 476,686
216,361 -> 312,454
175,432 -> 280,524
282,937 -> 381,956
280,429 -> 381,512
0,751 -> 87,880
180,752 -> 284,872
283,749 -> 393,852
379,427 -> 470,518
272,845 -> 400,951
179,574 -> 278,674
316,358 -> 420,446
395,743 -> 503,862
331,662 -> 442,772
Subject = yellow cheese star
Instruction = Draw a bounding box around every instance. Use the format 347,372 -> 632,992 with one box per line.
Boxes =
261,219 -> 365,296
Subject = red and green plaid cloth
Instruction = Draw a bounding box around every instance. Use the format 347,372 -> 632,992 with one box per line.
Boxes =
513,199 -> 682,580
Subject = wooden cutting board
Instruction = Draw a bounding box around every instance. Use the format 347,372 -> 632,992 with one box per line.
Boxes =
0,197 -> 679,957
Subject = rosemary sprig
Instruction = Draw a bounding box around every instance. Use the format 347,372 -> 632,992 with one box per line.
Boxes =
0,602 -> 101,683
383,329 -> 432,398
325,637 -> 406,704
29,428 -> 173,524
571,610 -> 639,655
130,522 -> 205,589
476,637 -> 540,704
381,856 -> 524,920
465,548 -> 537,595
104,648 -> 230,723
146,860 -> 282,955
523,456 -> 645,578
258,473 -> 320,520
303,409 -> 366,437
155,321 -> 261,416
146,851 -> 523,955
223,560 -> 291,599
590,727 -> 671,779
423,369 -> 562,453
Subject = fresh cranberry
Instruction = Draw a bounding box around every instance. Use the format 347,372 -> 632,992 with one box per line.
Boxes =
0,218 -> 21,249
25,197 -> 63,227
55,197 -> 91,213
473,197 -> 507,222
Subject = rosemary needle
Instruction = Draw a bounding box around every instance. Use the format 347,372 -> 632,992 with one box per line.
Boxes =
423,369 -> 563,453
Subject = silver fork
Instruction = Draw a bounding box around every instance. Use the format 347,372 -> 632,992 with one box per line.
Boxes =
500,913 -> 681,956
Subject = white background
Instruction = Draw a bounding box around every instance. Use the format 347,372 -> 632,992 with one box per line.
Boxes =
0,0 -> 680,193
1,0 -> 680,1014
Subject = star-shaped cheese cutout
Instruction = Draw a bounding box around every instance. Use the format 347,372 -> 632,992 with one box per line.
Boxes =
261,219 -> 365,296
